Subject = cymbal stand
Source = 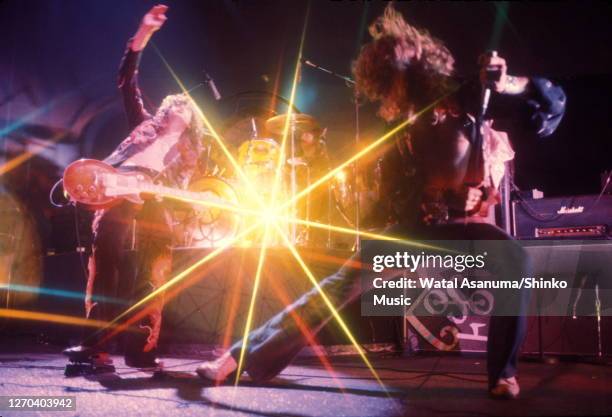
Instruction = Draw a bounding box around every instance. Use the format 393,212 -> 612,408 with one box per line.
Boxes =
301,59 -> 358,249
290,114 -> 298,244
353,90 -> 361,251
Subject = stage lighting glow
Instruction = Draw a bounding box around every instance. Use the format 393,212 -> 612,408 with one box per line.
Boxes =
235,226 -> 271,385
93,27 -> 459,397
276,90 -> 458,214
95,221 -> 264,345
0,283 -> 127,305
271,222 -> 389,394
0,308 -> 118,330
235,5 -> 310,379
334,170 -> 347,183
151,43 -> 268,214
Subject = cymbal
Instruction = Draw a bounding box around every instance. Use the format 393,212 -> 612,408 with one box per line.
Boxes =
265,113 -> 320,135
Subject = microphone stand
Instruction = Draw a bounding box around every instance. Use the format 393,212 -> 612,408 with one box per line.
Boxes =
353,90 -> 361,252
302,60 -> 355,86
302,60 -> 361,251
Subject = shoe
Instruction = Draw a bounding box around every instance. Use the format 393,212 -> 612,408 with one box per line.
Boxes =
196,351 -> 238,383
62,345 -> 107,362
124,351 -> 162,369
63,345 -> 115,376
490,376 -> 520,399
63,344 -> 92,357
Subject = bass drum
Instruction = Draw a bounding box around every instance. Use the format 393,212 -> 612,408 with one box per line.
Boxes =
170,177 -> 241,248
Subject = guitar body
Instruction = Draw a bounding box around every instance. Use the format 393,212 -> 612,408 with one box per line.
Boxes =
63,159 -> 149,210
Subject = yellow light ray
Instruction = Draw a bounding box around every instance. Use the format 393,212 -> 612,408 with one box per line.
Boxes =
128,41 -> 462,402
234,224 -> 271,386
98,220 -> 264,339
97,65 -> 459,363
0,134 -> 64,177
283,217 -> 448,251
270,2 -> 310,210
0,308 -> 118,330
145,190 -> 445,253
151,44 -> 267,212
271,222 -> 388,393
154,192 -> 445,253
233,12 -> 310,383
277,90 -> 458,213
151,191 -> 260,217
147,190 -> 441,252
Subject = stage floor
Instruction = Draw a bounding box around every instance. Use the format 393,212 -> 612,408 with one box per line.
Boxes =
0,347 -> 611,417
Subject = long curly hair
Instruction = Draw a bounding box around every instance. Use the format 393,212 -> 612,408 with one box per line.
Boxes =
107,94 -> 210,167
125,93 -> 207,152
353,4 -> 456,122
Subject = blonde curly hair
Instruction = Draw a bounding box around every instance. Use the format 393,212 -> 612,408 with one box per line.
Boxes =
353,4 -> 456,122
133,94 -> 207,148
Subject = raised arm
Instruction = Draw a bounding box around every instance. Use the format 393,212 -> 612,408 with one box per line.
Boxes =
480,53 -> 566,138
118,4 -> 168,129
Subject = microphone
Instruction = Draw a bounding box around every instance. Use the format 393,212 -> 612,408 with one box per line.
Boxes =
480,50 -> 499,117
203,71 -> 221,101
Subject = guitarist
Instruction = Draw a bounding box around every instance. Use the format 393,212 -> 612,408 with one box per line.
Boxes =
64,5 -> 210,368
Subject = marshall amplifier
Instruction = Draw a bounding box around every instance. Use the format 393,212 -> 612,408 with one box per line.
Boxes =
512,194 -> 612,240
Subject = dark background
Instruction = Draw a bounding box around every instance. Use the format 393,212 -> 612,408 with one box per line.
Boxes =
0,0 -> 611,251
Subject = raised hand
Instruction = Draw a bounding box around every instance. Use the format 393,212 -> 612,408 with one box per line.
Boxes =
479,51 -> 529,95
479,51 -> 508,94
131,4 -> 169,51
140,4 -> 168,34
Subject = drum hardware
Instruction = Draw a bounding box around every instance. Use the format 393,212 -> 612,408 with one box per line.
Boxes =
265,109 -> 381,249
290,114 -> 299,243
353,91 -> 362,251
266,113 -> 321,244
287,157 -> 311,243
299,58 -> 361,250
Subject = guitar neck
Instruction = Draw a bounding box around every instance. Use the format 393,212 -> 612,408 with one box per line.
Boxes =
141,183 -> 224,207
102,172 -> 231,208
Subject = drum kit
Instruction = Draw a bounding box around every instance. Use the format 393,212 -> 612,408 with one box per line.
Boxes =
172,111 -> 379,249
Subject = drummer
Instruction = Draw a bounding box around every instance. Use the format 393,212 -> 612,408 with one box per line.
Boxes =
296,125 -> 330,177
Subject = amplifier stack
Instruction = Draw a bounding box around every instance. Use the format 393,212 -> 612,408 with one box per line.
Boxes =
512,194 -> 612,240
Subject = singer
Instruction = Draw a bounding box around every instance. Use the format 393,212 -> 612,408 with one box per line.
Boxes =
196,4 -> 566,400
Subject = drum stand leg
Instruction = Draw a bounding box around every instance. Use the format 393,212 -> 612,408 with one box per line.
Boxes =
326,181 -> 332,249
304,167 -> 311,245
290,117 -> 298,244
353,91 -> 361,252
